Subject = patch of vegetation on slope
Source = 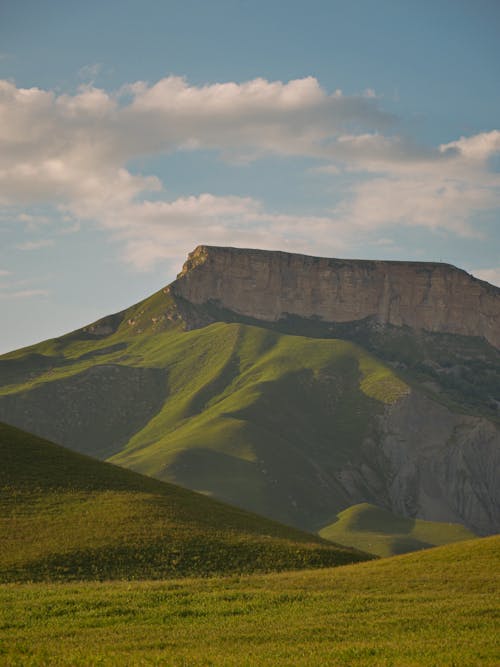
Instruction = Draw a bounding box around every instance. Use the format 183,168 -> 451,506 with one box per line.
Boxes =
0,422 -> 370,583
319,502 -> 476,557
344,323 -> 500,422
1,536 -> 497,666
0,302 -> 409,530
0,365 -> 168,458
193,301 -> 500,422
110,324 -> 408,528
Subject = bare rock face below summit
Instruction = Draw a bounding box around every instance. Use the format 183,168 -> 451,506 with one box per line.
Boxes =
172,245 -> 500,348
339,391 -> 500,535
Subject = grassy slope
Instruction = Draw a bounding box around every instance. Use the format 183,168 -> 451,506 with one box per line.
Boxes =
0,421 -> 369,583
1,536 -> 498,666
0,293 -> 409,529
319,502 -> 476,557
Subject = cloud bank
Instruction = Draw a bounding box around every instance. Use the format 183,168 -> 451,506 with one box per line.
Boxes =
0,75 -> 499,269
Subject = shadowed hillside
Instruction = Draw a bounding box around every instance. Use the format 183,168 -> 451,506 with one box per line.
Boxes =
0,422 -> 370,582
0,320 -> 410,531
319,502 -> 475,557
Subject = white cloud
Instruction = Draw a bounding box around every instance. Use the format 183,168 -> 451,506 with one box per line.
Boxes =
325,130 -> 500,236
0,75 -> 498,268
335,175 -> 498,237
442,131 -> 500,161
0,76 -> 394,204
0,269 -> 10,276
97,193 -> 350,271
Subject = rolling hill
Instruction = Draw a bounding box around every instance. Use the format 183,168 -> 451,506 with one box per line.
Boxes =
0,421 -> 370,582
319,502 -> 475,557
0,246 -> 498,538
1,535 -> 498,665
0,318 -> 413,532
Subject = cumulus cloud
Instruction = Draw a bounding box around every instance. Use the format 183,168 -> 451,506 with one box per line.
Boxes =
335,172 -> 499,237
16,239 -> 55,250
321,130 -> 500,236
0,75 -> 393,188
0,75 -> 499,268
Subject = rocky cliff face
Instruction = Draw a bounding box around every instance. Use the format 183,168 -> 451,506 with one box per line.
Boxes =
172,245 -> 500,348
339,391 -> 500,535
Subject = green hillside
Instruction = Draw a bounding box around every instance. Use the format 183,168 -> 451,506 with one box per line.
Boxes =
1,535 -> 498,665
0,422 -> 370,582
0,298 -> 408,530
0,283 -> 497,538
319,502 -> 476,557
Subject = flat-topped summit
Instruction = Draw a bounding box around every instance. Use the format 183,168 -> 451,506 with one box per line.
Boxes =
172,245 -> 500,347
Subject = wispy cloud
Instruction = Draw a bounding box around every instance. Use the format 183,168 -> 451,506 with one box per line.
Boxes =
102,192 -> 349,270
58,221 -> 81,234
78,63 -> 102,84
17,213 -> 51,225
0,288 -> 49,300
16,239 -> 54,250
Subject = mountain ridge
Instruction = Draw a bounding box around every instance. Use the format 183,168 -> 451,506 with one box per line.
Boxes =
172,245 -> 500,348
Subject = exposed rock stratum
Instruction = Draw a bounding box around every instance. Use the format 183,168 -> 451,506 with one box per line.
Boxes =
173,245 -> 500,348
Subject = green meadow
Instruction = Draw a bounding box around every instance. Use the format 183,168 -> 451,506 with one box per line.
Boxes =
0,422 -> 367,582
1,536 -> 498,666
319,502 -> 476,557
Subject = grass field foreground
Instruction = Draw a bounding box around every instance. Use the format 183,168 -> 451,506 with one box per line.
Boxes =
1,535 -> 498,666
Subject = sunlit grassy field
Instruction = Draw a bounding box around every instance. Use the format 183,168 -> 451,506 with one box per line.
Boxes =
1,536 -> 498,666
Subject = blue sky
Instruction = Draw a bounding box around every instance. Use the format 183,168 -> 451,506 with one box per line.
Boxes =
1,0 -> 499,353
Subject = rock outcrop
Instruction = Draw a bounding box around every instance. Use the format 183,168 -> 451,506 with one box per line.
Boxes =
338,391 -> 500,535
172,245 -> 500,348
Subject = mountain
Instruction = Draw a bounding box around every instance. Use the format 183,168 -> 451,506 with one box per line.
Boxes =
0,421 -> 368,582
318,502 -> 475,557
0,246 -> 499,537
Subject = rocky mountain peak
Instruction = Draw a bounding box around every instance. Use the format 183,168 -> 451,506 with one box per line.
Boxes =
172,245 -> 500,348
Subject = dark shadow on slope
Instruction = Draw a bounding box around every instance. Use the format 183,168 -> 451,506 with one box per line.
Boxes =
183,299 -> 500,422
389,537 -> 434,555
0,365 -> 168,459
